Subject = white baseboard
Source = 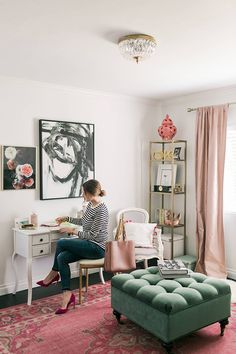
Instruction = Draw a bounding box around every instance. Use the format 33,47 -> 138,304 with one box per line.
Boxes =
0,268 -> 100,297
0,282 -> 16,296
227,267 -> 236,280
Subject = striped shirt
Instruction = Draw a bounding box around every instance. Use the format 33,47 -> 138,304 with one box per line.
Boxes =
68,202 -> 109,250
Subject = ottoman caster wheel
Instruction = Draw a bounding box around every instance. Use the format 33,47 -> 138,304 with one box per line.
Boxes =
113,309 -> 124,324
161,341 -> 173,354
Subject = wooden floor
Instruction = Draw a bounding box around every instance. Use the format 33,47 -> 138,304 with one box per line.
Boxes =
1,263 -> 234,309
0,272 -> 113,309
0,259 -> 157,309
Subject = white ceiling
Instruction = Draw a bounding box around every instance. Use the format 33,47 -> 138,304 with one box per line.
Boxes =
1,0 -> 236,99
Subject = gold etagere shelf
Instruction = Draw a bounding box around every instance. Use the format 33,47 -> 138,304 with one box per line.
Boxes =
149,140 -> 187,259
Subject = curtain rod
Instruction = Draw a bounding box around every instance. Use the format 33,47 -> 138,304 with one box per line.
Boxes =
187,102 -> 236,112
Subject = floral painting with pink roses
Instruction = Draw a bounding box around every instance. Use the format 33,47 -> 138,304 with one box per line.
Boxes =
2,146 -> 36,190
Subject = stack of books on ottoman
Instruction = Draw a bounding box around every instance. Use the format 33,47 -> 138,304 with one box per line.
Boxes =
158,259 -> 189,279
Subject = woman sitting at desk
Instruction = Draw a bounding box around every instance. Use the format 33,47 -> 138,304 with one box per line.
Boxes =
37,179 -> 109,314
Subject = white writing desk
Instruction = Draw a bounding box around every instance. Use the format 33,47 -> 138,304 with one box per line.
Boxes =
12,226 -> 66,305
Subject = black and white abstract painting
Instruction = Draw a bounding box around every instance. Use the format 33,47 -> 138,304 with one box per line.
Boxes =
39,119 -> 94,200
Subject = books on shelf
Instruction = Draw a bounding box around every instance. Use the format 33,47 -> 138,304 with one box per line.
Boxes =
157,208 -> 165,224
156,209 -> 170,225
158,259 -> 189,278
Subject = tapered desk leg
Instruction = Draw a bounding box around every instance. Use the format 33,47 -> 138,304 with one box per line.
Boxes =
27,258 -> 33,306
11,252 -> 18,294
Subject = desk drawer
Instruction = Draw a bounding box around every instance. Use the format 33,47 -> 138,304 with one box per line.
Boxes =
32,244 -> 50,257
32,234 -> 49,245
50,232 -> 61,241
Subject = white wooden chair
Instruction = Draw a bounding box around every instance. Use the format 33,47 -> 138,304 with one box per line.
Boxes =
116,208 -> 149,225
115,208 -> 163,268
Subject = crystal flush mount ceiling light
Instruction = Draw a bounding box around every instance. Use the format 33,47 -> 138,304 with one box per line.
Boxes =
118,34 -> 157,63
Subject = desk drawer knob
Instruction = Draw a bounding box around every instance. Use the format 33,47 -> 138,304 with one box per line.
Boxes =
40,238 -> 43,242
40,249 -> 44,254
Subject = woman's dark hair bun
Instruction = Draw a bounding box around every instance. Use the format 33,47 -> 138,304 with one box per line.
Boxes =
83,179 -> 106,197
99,189 -> 106,197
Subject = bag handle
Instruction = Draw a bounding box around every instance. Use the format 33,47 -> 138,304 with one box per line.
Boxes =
122,214 -> 127,241
114,214 -> 126,241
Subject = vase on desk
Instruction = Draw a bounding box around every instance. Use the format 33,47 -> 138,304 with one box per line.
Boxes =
30,212 -> 38,227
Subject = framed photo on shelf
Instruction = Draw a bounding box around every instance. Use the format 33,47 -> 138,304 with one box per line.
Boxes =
2,145 -> 36,190
156,164 -> 177,187
39,119 -> 95,200
173,147 -> 181,160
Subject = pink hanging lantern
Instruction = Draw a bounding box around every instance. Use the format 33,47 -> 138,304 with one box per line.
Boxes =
158,114 -> 177,141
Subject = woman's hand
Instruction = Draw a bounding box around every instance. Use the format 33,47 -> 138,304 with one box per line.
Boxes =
59,227 -> 76,235
55,216 -> 68,225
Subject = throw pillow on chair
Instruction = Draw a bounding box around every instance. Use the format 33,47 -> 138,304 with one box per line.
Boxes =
124,222 -> 164,265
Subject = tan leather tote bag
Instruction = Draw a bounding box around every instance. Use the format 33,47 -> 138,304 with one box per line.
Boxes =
104,215 -> 136,273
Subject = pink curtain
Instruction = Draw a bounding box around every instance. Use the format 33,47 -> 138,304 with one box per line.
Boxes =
195,104 -> 228,278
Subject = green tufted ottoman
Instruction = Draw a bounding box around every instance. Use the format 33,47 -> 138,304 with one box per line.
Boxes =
111,267 -> 231,353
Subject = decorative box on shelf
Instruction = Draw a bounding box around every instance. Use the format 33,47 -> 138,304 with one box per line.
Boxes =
161,233 -> 184,259
174,255 -> 197,271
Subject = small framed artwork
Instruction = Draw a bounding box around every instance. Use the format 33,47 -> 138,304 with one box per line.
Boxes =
2,146 -> 36,190
39,119 -> 95,200
156,164 -> 177,187
173,147 -> 181,160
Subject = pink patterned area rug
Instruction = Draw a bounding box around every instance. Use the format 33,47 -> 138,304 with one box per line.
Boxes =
0,282 -> 235,354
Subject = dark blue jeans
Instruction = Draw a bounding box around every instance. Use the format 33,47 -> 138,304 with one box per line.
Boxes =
52,238 -> 105,291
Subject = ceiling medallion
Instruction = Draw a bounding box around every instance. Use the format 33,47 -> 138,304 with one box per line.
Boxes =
118,34 -> 157,63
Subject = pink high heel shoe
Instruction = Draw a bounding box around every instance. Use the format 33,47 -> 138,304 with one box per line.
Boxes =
55,293 -> 76,315
36,274 -> 60,287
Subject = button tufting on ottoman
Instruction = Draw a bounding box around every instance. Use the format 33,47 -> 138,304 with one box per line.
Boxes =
111,266 -> 231,353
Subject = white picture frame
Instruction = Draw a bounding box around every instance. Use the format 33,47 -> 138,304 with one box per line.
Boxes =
14,217 -> 30,228
156,164 -> 177,186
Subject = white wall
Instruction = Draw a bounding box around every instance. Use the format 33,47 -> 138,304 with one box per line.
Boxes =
1,76 -> 235,296
161,85 -> 236,279
0,76 -> 161,295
